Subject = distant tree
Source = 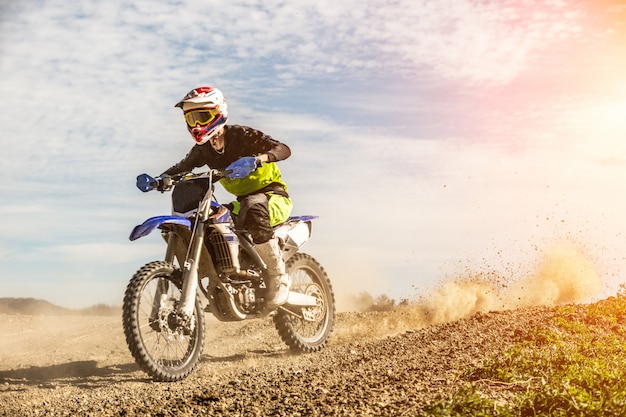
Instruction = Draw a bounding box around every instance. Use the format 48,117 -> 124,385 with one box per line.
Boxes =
349,292 -> 398,312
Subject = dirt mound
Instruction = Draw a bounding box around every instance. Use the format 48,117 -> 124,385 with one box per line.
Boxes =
0,300 -> 556,416
0,298 -> 73,316
0,298 -> 119,316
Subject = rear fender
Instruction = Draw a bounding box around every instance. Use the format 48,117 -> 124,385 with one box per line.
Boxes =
274,216 -> 318,261
129,216 -> 192,241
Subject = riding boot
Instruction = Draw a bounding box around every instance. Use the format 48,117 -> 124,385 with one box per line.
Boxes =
255,238 -> 290,310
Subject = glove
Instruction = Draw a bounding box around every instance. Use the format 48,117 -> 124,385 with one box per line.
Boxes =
225,157 -> 261,179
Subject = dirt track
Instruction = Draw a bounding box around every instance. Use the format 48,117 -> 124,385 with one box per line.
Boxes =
0,304 -> 554,416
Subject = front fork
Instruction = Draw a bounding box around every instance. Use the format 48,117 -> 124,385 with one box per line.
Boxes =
178,222 -> 206,322
151,226 -> 204,330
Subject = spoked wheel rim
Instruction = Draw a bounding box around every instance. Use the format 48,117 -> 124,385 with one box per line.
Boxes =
287,264 -> 330,341
136,275 -> 199,370
124,261 -> 204,381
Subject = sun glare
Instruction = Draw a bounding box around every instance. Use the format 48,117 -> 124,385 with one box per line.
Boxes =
563,95 -> 626,159
592,99 -> 626,132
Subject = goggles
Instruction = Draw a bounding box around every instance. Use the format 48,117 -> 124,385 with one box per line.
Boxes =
184,108 -> 220,127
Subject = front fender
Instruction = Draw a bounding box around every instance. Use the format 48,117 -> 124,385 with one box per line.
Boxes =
129,215 -> 192,241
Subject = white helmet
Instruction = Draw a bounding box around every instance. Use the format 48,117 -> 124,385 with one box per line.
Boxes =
175,86 -> 228,145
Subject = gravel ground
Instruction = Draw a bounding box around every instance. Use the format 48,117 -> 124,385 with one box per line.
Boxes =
0,304 -> 554,416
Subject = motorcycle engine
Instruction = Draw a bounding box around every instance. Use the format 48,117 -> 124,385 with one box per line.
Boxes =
232,282 -> 256,314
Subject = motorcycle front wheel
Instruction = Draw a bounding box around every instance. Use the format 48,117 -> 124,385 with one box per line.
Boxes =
274,253 -> 335,352
122,261 -> 205,382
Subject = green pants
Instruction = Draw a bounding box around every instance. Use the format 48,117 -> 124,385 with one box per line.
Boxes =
231,192 -> 293,243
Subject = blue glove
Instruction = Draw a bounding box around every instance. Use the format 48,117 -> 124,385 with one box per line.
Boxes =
225,157 -> 261,179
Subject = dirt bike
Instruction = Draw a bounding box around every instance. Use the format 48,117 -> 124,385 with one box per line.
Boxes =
122,169 -> 335,381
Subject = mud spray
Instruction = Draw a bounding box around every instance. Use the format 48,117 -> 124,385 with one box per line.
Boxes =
420,241 -> 602,325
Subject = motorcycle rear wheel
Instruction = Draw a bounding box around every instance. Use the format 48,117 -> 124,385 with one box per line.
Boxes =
122,261 -> 205,382
273,253 -> 335,352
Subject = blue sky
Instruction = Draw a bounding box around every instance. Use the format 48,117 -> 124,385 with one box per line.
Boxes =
1,0 -> 626,309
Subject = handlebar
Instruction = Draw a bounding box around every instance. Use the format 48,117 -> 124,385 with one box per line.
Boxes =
136,169 -> 225,193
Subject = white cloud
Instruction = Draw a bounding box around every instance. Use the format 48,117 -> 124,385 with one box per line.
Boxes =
1,0 -> 623,308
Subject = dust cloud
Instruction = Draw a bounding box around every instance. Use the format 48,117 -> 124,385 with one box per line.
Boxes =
419,241 -> 602,325
331,241 -> 604,344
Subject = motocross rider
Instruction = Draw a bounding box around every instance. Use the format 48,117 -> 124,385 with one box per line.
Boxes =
160,86 -> 292,310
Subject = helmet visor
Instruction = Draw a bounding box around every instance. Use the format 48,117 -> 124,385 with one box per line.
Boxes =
184,108 -> 220,127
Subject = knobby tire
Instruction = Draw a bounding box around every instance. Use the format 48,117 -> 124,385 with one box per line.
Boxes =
122,261 -> 205,382
273,253 -> 335,352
